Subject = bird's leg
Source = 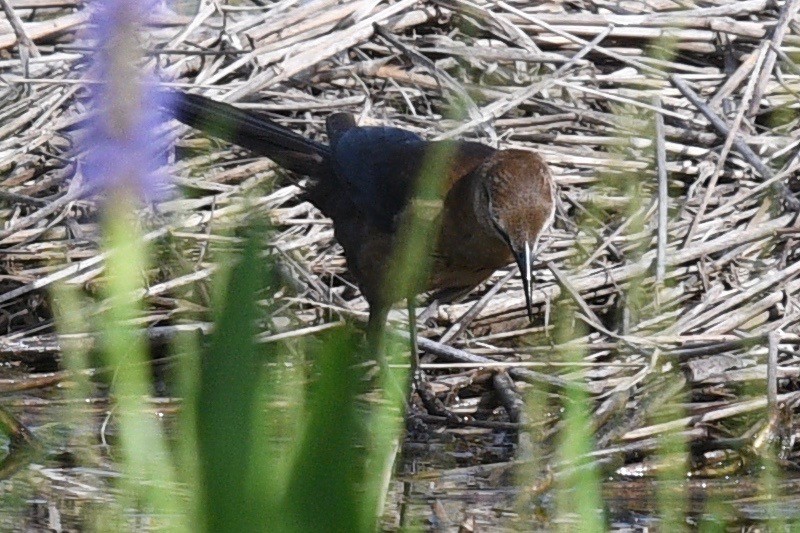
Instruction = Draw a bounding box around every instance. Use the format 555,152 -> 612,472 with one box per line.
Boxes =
408,297 -> 459,422
406,297 -> 420,381
367,303 -> 407,404
367,302 -> 390,374
367,304 -> 389,356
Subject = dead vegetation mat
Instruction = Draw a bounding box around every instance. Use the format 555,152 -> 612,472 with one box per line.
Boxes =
1,0 -> 800,517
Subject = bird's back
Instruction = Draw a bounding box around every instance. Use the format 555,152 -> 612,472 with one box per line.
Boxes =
310,121 -> 515,306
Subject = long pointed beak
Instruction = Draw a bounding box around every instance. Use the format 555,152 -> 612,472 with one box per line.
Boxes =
514,241 -> 534,321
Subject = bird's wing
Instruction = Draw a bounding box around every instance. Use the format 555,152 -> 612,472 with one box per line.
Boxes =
332,128 -> 495,230
326,112 -> 357,147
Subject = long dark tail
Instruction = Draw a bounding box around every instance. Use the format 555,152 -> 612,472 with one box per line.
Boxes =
167,91 -> 332,176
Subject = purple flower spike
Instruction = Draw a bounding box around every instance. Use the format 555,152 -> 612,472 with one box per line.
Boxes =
82,0 -> 173,203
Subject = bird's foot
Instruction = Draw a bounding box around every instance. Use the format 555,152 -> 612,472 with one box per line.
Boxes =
412,370 -> 461,424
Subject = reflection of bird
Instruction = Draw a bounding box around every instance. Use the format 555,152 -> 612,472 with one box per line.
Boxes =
169,92 -> 556,359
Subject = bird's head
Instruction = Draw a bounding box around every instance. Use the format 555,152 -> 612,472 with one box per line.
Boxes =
484,150 -> 556,321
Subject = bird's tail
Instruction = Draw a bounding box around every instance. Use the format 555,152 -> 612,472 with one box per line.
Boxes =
167,91 -> 332,176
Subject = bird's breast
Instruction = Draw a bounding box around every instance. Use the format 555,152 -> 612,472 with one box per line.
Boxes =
426,199 -> 513,292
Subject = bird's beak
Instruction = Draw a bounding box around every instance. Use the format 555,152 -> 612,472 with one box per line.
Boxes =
514,241 -> 534,321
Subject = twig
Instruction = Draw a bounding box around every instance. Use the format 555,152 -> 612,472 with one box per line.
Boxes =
439,269 -> 516,344
682,43 -> 769,245
670,74 -> 800,212
747,0 -> 800,116
0,0 -> 40,82
653,96 -> 667,284
767,331 -> 779,410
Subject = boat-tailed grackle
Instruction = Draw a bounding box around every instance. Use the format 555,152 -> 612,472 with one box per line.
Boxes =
169,92 -> 556,368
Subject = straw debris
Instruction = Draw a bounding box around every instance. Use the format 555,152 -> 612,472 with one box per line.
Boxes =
0,0 -> 799,511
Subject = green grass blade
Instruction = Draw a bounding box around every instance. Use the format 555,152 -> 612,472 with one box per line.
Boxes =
281,328 -> 368,533
195,233 -> 268,532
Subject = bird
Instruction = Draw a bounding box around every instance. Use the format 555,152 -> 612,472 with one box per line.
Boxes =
167,91 -> 556,372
